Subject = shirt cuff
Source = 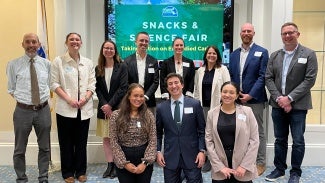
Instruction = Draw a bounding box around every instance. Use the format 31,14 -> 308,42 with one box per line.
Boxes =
144,95 -> 149,101
161,93 -> 169,99
185,91 -> 193,98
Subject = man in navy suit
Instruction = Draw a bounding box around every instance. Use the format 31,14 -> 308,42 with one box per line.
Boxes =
265,22 -> 318,183
229,23 -> 269,176
124,31 -> 159,115
156,73 -> 206,183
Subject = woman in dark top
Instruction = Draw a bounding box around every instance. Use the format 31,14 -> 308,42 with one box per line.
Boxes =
194,46 -> 230,172
205,81 -> 259,183
110,83 -> 157,183
95,40 -> 128,179
160,37 -> 195,99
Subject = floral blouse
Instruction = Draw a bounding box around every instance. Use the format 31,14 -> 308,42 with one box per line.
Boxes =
109,109 -> 157,169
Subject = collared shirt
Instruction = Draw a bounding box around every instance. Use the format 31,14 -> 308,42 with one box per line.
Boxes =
239,42 -> 253,90
175,62 -> 183,76
170,94 -> 184,122
7,54 -> 51,105
136,52 -> 146,87
281,45 -> 298,94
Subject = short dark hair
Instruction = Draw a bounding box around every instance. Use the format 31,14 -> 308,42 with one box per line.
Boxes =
165,73 -> 184,86
136,31 -> 149,40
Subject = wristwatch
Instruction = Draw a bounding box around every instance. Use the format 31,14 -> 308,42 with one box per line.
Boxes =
142,160 -> 150,166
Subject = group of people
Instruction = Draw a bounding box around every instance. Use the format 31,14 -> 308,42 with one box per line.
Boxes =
6,21 -> 317,183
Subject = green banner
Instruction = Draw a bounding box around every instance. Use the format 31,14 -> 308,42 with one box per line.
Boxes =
115,4 -> 224,62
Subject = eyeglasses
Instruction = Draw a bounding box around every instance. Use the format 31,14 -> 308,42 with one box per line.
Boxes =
281,31 -> 297,36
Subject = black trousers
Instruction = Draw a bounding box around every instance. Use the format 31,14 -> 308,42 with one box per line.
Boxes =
56,110 -> 90,179
116,144 -> 153,183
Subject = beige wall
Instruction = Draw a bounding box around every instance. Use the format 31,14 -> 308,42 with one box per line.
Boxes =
293,0 -> 325,124
0,0 -> 55,131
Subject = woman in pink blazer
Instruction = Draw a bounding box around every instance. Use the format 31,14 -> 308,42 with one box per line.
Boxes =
205,81 -> 259,182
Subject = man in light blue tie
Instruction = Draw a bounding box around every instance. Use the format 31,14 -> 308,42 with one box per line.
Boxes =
156,73 -> 206,183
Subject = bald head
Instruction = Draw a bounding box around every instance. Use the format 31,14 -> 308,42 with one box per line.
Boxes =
240,23 -> 255,48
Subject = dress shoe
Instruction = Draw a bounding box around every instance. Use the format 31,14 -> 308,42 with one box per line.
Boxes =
39,180 -> 48,183
77,175 -> 87,182
257,164 -> 266,176
64,177 -> 75,183
109,164 -> 117,179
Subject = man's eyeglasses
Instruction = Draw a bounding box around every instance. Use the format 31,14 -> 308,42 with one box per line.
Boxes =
281,31 -> 297,36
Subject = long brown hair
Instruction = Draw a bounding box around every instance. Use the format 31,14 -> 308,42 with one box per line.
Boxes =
116,83 -> 151,134
96,40 -> 122,77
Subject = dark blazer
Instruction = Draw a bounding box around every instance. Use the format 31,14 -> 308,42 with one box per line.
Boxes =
95,62 -> 128,119
156,96 -> 206,170
229,43 -> 269,103
265,44 -> 318,110
124,53 -> 159,107
160,56 -> 195,96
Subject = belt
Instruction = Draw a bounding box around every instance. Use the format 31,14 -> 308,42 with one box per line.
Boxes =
16,101 -> 48,111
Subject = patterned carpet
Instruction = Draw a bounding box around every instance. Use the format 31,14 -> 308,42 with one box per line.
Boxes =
1,164 -> 324,182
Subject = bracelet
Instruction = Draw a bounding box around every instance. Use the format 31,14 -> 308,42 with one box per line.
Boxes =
142,161 -> 149,166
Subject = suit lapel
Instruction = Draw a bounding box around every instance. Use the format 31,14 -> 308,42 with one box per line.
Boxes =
243,44 -> 256,73
166,100 -> 179,132
169,57 -> 176,73
211,67 -> 219,99
99,75 -> 109,95
182,57 -> 188,78
287,45 -> 302,74
144,56 -> 151,86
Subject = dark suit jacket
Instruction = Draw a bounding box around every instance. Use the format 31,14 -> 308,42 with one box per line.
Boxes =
229,43 -> 269,103
156,96 -> 206,170
124,53 -> 159,107
160,56 -> 195,96
95,63 -> 128,119
265,44 -> 318,110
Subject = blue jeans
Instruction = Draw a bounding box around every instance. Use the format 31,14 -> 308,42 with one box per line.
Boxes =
271,108 -> 307,177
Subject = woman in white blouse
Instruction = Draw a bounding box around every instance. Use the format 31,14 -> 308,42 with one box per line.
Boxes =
51,32 -> 96,183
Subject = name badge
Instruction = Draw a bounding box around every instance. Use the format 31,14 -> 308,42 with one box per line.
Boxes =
137,121 -> 141,128
148,68 -> 155,73
298,58 -> 307,64
238,114 -> 246,122
183,62 -> 190,67
65,66 -> 74,73
184,107 -> 193,114
254,51 -> 262,57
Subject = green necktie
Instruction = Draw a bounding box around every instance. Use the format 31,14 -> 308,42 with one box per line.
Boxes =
174,100 -> 181,130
